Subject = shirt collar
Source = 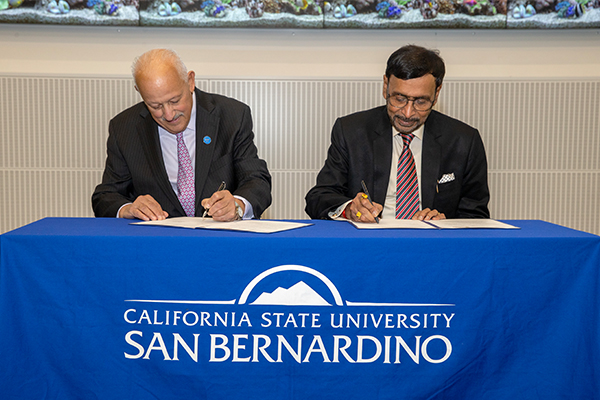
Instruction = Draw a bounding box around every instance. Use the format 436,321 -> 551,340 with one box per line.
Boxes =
393,123 -> 425,140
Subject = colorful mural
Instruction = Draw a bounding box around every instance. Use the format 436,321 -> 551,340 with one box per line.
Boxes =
1,0 -> 599,27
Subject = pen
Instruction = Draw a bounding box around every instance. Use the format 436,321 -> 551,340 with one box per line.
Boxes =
202,181 -> 226,219
360,180 -> 379,224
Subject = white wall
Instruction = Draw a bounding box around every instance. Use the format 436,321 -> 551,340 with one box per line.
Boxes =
1,24 -> 599,234
1,24 -> 599,80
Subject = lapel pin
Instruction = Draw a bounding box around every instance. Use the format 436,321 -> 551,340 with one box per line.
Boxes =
203,136 -> 211,145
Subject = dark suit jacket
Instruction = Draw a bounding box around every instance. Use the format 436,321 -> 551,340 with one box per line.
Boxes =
305,106 -> 489,219
92,89 -> 272,218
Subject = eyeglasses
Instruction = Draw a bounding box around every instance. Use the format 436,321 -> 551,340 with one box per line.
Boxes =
386,94 -> 434,112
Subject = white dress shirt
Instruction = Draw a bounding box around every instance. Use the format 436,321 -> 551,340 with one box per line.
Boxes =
382,124 -> 424,219
158,95 -> 198,196
120,95 -> 253,219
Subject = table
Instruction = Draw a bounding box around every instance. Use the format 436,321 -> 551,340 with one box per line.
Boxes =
1,218 -> 599,399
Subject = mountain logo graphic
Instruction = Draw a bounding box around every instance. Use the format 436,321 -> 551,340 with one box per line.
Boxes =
125,264 -> 454,308
237,265 -> 342,306
250,281 -> 330,306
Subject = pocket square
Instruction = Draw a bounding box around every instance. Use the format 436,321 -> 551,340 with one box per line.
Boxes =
438,173 -> 455,184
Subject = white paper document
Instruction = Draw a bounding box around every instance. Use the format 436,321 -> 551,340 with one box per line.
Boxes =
344,218 -> 519,230
426,219 -> 519,229
343,219 -> 436,229
132,217 -> 312,233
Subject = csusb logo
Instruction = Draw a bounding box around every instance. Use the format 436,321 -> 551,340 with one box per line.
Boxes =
123,265 -> 455,365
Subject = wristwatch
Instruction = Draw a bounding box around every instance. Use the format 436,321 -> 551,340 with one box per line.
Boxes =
234,201 -> 243,220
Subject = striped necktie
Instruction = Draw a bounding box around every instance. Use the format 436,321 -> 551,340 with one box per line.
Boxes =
395,133 -> 419,219
176,131 -> 195,217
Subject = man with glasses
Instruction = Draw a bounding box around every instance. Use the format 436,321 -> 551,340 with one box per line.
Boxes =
305,45 -> 489,222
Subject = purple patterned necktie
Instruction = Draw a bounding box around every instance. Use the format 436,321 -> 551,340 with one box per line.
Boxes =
176,132 -> 195,217
395,133 -> 419,219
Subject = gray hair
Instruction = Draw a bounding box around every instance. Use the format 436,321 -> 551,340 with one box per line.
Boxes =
131,49 -> 188,87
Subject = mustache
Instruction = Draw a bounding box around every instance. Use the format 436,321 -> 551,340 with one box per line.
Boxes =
161,112 -> 185,122
393,115 -> 420,124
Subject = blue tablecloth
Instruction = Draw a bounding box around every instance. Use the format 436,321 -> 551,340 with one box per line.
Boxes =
1,218 -> 599,399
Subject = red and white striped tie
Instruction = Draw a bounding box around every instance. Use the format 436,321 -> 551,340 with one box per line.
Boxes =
395,133 -> 419,219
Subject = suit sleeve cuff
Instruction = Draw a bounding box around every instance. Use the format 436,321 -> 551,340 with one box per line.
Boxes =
328,200 -> 351,219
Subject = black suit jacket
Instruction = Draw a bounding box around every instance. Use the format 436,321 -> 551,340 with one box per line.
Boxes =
305,106 -> 489,219
92,89 -> 272,218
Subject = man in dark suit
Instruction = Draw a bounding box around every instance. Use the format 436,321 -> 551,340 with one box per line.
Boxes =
305,45 -> 489,222
92,49 -> 271,221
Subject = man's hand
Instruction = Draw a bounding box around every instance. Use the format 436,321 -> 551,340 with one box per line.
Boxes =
345,192 -> 383,223
201,190 -> 243,222
119,195 -> 168,221
412,208 -> 446,221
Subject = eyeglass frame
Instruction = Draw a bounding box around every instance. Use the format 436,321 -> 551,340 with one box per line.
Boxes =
385,90 -> 436,112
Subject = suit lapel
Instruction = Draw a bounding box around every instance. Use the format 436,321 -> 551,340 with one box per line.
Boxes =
372,107 -> 393,205
421,111 -> 442,209
137,109 -> 183,213
194,90 -> 219,211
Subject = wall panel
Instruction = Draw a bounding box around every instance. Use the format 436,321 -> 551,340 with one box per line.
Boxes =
1,76 -> 598,235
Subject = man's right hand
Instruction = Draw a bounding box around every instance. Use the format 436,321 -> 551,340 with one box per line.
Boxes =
345,192 -> 383,223
118,195 -> 169,221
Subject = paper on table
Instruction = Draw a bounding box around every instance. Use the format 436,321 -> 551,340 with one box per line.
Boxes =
341,218 -> 519,229
132,217 -> 311,233
426,219 -> 520,229
342,218 -> 436,229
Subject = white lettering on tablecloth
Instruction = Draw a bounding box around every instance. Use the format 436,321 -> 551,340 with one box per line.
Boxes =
123,332 -> 452,364
122,265 -> 456,366
124,309 -> 455,330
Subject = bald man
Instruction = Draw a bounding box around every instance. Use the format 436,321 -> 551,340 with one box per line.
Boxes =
92,49 -> 272,221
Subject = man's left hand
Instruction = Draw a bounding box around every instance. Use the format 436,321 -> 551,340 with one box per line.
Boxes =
412,208 -> 446,221
201,190 -> 244,222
